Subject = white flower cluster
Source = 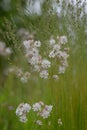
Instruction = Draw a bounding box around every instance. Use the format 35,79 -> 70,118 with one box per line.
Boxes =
16,101 -> 53,124
49,35 -> 69,75
39,105 -> 53,119
58,118 -> 63,126
6,67 -> 30,83
32,101 -> 53,119
6,34 -> 69,81
0,41 -> 12,56
22,35 -> 69,80
36,120 -> 43,125
22,39 -> 51,79
16,103 -> 31,123
32,101 -> 43,112
23,39 -> 41,66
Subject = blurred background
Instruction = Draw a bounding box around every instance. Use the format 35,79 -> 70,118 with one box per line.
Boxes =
0,0 -> 87,130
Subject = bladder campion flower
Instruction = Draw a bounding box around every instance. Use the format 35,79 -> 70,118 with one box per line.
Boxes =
36,120 -> 43,125
16,103 -> 31,123
39,105 -> 53,119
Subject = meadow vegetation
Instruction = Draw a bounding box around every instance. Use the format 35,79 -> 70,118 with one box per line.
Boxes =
0,0 -> 87,130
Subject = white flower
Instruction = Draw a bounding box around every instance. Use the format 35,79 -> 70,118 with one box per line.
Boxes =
49,51 -> 56,58
53,44 -> 61,51
39,105 -> 53,119
5,47 -> 12,55
24,103 -> 31,112
49,38 -> 56,46
34,65 -> 40,72
36,120 -> 43,125
39,101 -> 44,106
40,70 -> 49,79
45,105 -> 53,113
58,118 -> 63,126
29,55 -> 41,65
19,115 -> 27,123
31,48 -> 39,56
23,40 -> 31,49
32,102 -> 41,112
24,72 -> 30,78
16,69 -> 30,83
16,103 -> 31,123
16,68 -> 23,77
40,110 -> 50,119
41,59 -> 51,69
57,35 -> 59,40
57,51 -> 69,59
59,36 -> 67,44
0,41 -> 12,56
58,66 -> 66,74
52,75 -> 59,80
16,103 -> 31,116
20,76 -> 28,83
34,41 -> 41,47
16,104 -> 24,116
61,60 -> 68,67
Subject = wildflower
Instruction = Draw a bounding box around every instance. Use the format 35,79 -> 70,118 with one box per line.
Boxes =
22,34 -> 69,80
49,50 -> 56,58
16,103 -> 31,116
49,38 -> 56,46
16,103 -> 31,123
53,44 -> 61,51
24,72 -> 30,78
32,102 -> 42,112
57,51 -> 69,59
57,35 -> 59,40
59,36 -> 67,44
58,66 -> 66,74
36,120 -> 43,125
16,68 -> 23,77
34,41 -> 41,47
20,76 -> 28,83
40,110 -> 50,119
52,75 -> 59,80
45,105 -> 53,113
34,65 -> 40,72
40,70 -> 49,79
23,40 -> 34,49
41,59 -> 51,69
5,47 -> 12,55
0,41 -> 12,56
19,115 -> 27,123
31,48 -> 39,56
29,55 -> 41,65
61,59 -> 68,67
58,118 -> 63,126
39,101 -> 44,106
32,101 -> 44,112
23,40 -> 31,49
39,105 -> 53,119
